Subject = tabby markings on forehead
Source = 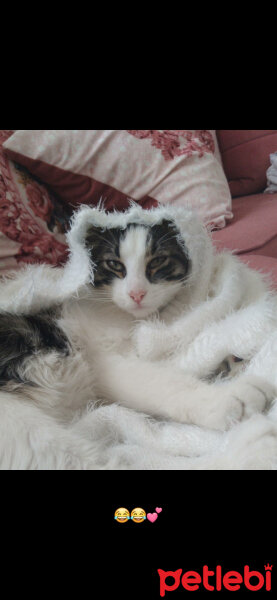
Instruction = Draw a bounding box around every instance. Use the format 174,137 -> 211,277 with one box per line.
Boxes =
85,220 -> 190,286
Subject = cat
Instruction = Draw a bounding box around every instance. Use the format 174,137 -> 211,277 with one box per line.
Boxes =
1,202 -> 277,446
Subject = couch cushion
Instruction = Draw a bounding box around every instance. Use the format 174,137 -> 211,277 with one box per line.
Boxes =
238,254 -> 277,289
3,130 -> 233,230
212,193 -> 277,256
0,130 -> 69,275
216,130 -> 277,197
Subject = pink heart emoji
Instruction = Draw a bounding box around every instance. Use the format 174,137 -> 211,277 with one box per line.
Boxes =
155,507 -> 162,513
147,512 -> 158,523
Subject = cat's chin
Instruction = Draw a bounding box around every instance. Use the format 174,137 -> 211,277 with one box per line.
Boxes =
121,303 -> 157,319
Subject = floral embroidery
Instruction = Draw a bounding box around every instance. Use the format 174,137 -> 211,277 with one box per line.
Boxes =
126,130 -> 215,161
0,130 -> 68,268
25,182 -> 53,222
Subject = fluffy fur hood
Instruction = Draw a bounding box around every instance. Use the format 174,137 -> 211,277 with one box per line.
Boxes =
0,203 -> 214,314
67,202 -> 214,290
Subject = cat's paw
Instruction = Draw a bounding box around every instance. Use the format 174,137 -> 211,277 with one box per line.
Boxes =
132,322 -> 166,360
230,375 -> 276,418
199,394 -> 245,431
171,392 -> 243,431
180,376 -> 276,431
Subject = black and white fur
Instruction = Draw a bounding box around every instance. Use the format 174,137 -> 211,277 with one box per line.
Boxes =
0,309 -> 69,386
1,203 -> 277,469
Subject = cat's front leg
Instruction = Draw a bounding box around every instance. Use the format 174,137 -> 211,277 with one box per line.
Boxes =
94,352 -> 275,431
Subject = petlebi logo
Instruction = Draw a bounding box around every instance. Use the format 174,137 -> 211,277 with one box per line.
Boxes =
157,564 -> 273,594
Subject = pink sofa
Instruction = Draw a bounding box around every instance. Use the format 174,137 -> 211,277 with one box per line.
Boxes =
212,130 -> 277,288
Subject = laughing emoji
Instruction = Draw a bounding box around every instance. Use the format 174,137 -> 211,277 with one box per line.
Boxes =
114,507 -> 130,523
131,508 -> 146,523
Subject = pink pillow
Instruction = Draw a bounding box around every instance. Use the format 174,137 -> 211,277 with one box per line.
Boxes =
0,130 -> 69,274
3,130 -> 233,230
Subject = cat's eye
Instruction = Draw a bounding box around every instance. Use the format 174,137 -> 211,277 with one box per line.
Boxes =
149,256 -> 166,269
106,260 -> 125,272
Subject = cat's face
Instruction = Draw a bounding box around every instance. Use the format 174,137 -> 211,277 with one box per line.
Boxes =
85,219 -> 190,317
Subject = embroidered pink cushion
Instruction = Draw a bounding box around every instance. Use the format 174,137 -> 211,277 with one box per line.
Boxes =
3,130 -> 233,230
0,130 -> 69,274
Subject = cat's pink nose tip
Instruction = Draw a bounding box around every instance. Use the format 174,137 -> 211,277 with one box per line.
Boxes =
129,290 -> 147,304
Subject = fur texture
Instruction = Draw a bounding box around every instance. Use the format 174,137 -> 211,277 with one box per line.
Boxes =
1,203 -> 277,470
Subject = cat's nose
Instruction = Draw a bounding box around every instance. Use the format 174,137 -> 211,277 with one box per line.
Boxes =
129,290 -> 147,304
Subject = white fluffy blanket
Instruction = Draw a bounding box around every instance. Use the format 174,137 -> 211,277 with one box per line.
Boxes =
1,214 -> 277,470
